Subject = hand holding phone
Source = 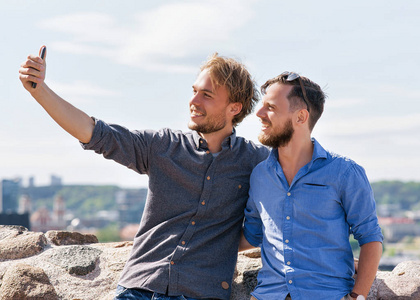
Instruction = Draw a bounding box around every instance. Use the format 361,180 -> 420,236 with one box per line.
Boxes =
32,46 -> 46,89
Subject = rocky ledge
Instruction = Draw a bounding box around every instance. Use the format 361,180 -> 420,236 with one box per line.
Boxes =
0,226 -> 419,299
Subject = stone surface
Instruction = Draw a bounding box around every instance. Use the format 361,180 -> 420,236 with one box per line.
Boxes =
45,230 -> 98,246
48,245 -> 103,276
0,263 -> 58,300
0,225 -> 28,240
0,229 -> 47,260
231,249 -> 263,299
0,226 -> 419,299
374,261 -> 420,299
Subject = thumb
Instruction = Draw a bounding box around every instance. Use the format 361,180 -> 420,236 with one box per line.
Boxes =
39,45 -> 47,63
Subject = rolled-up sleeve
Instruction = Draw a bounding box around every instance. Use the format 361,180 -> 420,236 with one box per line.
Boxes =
81,118 -> 153,175
243,180 -> 264,247
340,163 -> 383,246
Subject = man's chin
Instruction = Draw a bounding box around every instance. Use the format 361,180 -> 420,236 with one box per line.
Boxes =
188,121 -> 199,131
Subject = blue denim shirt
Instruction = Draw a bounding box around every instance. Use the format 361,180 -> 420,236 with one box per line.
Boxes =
243,139 -> 383,300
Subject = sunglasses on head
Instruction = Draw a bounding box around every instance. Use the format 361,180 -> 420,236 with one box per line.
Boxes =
281,71 -> 310,112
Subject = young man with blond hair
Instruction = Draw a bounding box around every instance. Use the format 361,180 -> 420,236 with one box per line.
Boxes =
20,48 -> 269,300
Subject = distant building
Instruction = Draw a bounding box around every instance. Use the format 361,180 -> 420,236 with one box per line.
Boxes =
50,175 -> 62,187
379,217 -> 420,243
116,189 -> 147,227
0,178 -> 21,213
30,195 -> 67,232
120,223 -> 139,241
18,194 -> 32,214
28,176 -> 35,188
0,212 -> 30,229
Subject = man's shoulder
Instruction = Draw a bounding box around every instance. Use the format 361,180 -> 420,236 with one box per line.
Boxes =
324,148 -> 358,167
235,136 -> 270,155
324,149 -> 369,180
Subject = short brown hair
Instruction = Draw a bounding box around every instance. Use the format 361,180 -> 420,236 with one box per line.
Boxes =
261,73 -> 326,131
200,53 -> 259,127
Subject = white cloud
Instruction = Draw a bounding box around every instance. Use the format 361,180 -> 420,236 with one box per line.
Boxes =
38,1 -> 256,73
318,113 -> 420,136
327,97 -> 364,108
47,80 -> 121,104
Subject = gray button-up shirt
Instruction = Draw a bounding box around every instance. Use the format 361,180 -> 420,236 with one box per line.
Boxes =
82,119 -> 269,300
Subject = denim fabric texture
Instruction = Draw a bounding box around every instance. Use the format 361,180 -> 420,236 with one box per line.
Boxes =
114,285 -> 213,300
244,139 -> 383,300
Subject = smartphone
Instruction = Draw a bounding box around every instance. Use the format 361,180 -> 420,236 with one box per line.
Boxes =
32,46 -> 47,89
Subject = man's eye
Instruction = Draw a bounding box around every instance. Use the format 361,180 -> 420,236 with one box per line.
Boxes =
204,93 -> 212,98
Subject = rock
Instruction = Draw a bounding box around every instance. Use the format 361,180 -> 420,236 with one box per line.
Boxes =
0,225 -> 28,240
0,228 -> 47,260
375,261 -> 420,299
45,230 -> 98,246
48,245 -> 102,276
0,226 -> 418,299
241,248 -> 261,259
0,263 -> 58,299
231,250 -> 262,299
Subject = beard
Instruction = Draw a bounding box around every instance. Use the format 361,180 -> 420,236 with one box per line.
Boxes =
188,114 -> 227,134
258,118 -> 294,148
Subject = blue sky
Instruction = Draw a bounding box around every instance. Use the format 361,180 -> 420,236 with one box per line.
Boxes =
1,0 -> 419,188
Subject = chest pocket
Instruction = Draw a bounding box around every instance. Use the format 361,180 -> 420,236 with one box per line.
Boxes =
295,183 -> 341,218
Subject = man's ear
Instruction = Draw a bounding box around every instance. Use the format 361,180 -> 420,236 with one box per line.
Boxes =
296,109 -> 309,125
230,102 -> 243,116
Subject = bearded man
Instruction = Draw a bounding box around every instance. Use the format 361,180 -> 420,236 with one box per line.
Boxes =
239,72 -> 383,300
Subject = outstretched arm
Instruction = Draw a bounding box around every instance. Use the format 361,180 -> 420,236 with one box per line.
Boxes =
19,46 -> 95,143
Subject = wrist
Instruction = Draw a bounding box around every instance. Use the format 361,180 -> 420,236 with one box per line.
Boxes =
350,292 -> 365,300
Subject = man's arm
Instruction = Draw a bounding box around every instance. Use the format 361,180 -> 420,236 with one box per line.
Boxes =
19,46 -> 95,143
350,241 -> 382,299
238,231 -> 256,252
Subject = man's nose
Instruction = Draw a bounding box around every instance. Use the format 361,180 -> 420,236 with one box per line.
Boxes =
190,93 -> 201,106
256,106 -> 265,118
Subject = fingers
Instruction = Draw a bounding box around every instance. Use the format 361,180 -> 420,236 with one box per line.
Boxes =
21,57 -> 45,72
19,48 -> 47,90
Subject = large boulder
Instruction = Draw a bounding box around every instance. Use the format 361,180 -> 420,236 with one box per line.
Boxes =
0,226 -> 419,299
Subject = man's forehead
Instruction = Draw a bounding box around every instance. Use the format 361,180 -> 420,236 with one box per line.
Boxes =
194,69 -> 213,88
265,83 -> 292,97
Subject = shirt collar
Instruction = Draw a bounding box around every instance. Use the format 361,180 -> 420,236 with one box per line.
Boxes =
311,138 -> 328,161
192,128 -> 237,150
267,137 -> 328,168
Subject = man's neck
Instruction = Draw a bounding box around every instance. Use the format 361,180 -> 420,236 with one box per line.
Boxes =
277,136 -> 314,186
199,126 -> 234,153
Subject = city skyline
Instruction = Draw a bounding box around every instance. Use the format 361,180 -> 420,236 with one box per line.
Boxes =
2,1 -> 420,188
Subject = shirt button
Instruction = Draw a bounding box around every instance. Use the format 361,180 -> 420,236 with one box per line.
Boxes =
181,241 -> 186,245
287,192 -> 291,196
201,201 -> 205,205
170,261 -> 175,265
207,176 -> 210,180
289,280 -> 292,284
221,281 -> 229,290
286,216 -> 290,220
200,140 -> 203,144
206,150 -> 210,154
191,221 -> 196,225
287,261 -> 291,265
285,239 -> 289,243
238,185 -> 242,189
